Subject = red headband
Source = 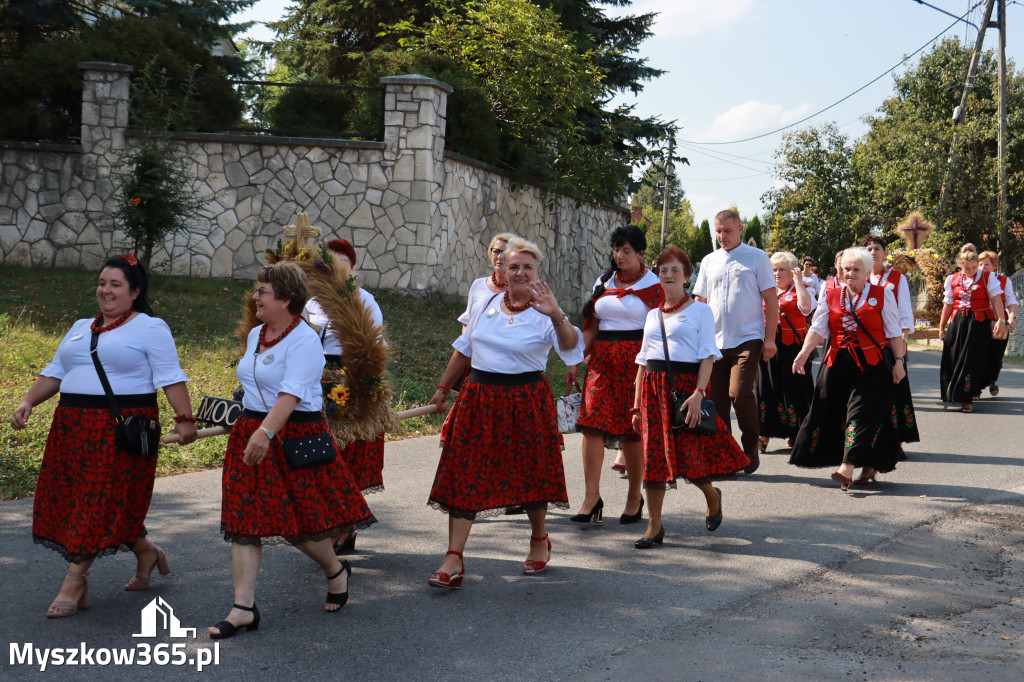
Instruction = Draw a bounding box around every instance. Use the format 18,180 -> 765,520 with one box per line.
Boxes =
120,254 -> 138,267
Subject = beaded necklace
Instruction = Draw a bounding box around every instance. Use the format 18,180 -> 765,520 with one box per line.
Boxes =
257,316 -> 303,352
91,310 -> 133,334
660,294 -> 690,314
616,266 -> 645,285
490,272 -> 507,289
503,291 -> 532,313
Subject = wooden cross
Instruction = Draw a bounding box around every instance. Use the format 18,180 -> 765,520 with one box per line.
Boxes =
283,213 -> 323,251
901,216 -> 932,249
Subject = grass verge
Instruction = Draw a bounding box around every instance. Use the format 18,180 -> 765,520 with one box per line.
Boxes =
0,266 -> 575,499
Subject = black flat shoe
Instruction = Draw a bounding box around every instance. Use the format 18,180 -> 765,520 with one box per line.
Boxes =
570,498 -> 604,523
706,488 -> 723,532
634,526 -> 665,549
619,496 -> 644,525
209,603 -> 260,639
325,560 -> 351,612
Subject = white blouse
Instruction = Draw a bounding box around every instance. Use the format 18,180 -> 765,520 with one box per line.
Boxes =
457,277 -> 502,325
635,301 -> 722,365
237,322 -> 325,412
454,304 -> 584,373
42,314 -> 188,395
591,269 -> 661,331
304,288 -> 384,356
808,284 -> 901,340
1002,277 -> 1019,307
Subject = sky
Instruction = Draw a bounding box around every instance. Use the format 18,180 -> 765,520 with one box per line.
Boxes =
233,0 -> 1024,226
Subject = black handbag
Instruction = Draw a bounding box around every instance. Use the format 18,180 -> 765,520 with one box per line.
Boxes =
252,345 -> 337,469
90,333 -> 161,457
845,290 -> 896,371
658,311 -> 717,435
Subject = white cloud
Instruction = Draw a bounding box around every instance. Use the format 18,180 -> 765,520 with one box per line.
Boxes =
626,0 -> 756,38
687,193 -> 723,226
695,101 -> 813,143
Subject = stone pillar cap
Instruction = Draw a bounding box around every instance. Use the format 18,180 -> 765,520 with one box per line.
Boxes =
379,74 -> 453,93
78,62 -> 135,73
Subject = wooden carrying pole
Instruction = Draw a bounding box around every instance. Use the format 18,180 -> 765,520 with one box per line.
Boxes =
160,404 -> 445,444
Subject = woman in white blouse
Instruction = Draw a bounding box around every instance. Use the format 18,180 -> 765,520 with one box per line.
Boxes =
789,247 -> 907,489
755,251 -> 816,452
426,238 -> 583,588
10,255 -> 197,618
630,246 -> 748,549
210,262 -> 374,638
457,232 -> 517,327
978,250 -> 1018,397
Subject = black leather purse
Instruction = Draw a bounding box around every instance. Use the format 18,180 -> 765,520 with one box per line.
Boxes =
658,311 -> 717,435
90,333 -> 161,457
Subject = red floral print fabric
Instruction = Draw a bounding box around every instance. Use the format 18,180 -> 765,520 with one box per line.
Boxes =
576,337 -> 642,439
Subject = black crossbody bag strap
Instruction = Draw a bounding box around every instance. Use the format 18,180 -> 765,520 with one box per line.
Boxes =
779,310 -> 805,344
90,332 -> 123,420
658,310 -> 676,400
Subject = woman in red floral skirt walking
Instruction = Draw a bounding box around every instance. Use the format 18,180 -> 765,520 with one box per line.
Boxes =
210,262 -> 374,638
9,255 -> 198,617
426,238 -> 584,588
631,246 -> 748,548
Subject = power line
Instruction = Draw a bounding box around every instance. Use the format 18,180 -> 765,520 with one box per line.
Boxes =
675,142 -> 772,175
675,173 -> 767,182
678,3 -> 981,146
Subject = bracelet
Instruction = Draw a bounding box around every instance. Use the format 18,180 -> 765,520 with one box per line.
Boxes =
436,385 -> 450,395
552,312 -> 568,326
258,426 -> 275,440
629,407 -> 641,414
695,387 -> 706,396
173,415 -> 197,424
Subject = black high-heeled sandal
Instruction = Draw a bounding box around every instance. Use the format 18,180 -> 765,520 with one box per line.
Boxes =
569,497 -> 604,523
706,488 -> 723,532
325,560 -> 351,612
209,603 -> 260,639
333,532 -> 356,555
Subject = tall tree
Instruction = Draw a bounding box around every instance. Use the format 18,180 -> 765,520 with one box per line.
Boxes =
762,123 -> 861,266
856,38 -> 1024,265
742,215 -> 762,248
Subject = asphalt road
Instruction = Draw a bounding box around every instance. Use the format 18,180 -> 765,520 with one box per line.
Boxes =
2,347 -> 1022,680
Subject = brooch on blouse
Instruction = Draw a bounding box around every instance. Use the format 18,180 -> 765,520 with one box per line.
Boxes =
262,353 -> 275,365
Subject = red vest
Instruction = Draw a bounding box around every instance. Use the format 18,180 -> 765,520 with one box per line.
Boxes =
873,268 -> 904,304
776,287 -> 808,346
824,283 -> 889,368
951,270 -> 996,322
822,276 -> 840,294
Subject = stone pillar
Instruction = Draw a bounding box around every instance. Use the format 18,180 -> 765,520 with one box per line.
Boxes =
379,74 -> 453,290
78,62 -> 133,254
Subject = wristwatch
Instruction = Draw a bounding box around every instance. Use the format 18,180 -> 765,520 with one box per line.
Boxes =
258,426 -> 275,440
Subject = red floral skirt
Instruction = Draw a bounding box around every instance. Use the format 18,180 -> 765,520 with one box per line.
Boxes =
339,433 -> 385,494
221,412 -> 375,545
430,372 -> 569,518
640,369 -> 749,488
33,394 -> 159,563
576,334 -> 643,440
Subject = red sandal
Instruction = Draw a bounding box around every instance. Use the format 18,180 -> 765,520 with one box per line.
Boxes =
428,550 -> 464,589
830,471 -> 853,492
522,534 -> 551,575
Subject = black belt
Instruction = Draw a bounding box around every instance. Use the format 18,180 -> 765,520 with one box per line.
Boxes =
467,369 -> 544,386
241,409 -> 324,423
646,359 -> 700,375
597,329 -> 644,342
59,392 -> 157,409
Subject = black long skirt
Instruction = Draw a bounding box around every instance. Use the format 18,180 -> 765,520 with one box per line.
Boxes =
890,369 -> 920,443
940,312 -> 993,402
790,352 -> 903,472
985,336 -> 1009,388
755,339 -> 813,439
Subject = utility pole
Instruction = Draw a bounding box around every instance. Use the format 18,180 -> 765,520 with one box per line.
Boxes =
660,139 -> 673,251
937,0 -> 995,223
997,0 -> 1009,272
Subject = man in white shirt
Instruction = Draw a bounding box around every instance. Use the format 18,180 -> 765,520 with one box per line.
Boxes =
693,210 -> 779,474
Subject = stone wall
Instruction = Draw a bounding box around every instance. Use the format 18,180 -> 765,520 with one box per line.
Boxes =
0,63 -> 626,305
1008,268 -> 1024,357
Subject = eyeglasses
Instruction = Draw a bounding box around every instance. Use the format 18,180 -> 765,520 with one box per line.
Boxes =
255,287 -> 274,297
490,248 -> 505,256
